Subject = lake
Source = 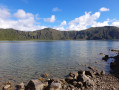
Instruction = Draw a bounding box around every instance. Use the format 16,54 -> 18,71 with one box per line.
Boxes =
0,40 -> 119,84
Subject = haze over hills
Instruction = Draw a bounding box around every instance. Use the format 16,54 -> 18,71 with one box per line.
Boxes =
0,26 -> 119,40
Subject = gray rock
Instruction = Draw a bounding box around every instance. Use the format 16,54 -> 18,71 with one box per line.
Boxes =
26,79 -> 48,90
69,72 -> 78,79
77,71 -> 94,88
100,70 -> 105,75
85,71 -> 95,78
51,78 -> 61,83
42,73 -> 49,78
3,84 -> 14,90
73,81 -> 77,86
65,76 -> 74,83
16,82 -> 25,90
88,66 -> 95,72
76,82 -> 83,88
3,85 -> 11,90
49,81 -> 62,90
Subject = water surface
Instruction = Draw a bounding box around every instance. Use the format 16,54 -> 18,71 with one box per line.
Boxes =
0,40 -> 119,84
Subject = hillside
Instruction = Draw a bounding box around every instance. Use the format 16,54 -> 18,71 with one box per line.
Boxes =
0,26 -> 119,40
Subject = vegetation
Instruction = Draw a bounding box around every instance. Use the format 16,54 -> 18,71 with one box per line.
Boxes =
0,26 -> 119,40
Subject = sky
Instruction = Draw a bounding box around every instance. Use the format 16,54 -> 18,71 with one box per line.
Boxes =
0,0 -> 119,31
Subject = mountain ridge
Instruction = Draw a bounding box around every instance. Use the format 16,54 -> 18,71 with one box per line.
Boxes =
0,26 -> 119,40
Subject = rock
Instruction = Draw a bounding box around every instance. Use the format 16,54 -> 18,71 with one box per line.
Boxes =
65,76 -> 74,83
100,53 -> 104,55
95,71 -> 101,76
42,73 -> 49,78
62,85 -> 68,89
110,62 -> 115,68
60,79 -> 66,84
3,84 -> 14,90
105,55 -> 109,58
85,71 -> 95,78
100,70 -> 105,75
102,55 -> 109,61
78,70 -> 84,75
3,82 -> 14,90
38,77 -> 44,82
26,79 -> 48,90
51,78 -> 61,83
73,81 -> 77,86
3,85 -> 11,90
69,72 -> 78,79
77,71 -> 94,88
88,66 -> 95,72
16,82 -> 25,90
48,81 -> 62,90
69,84 -> 75,90
76,82 -> 83,88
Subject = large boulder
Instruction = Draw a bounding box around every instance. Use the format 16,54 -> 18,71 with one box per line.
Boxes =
48,81 -> 62,90
77,71 -> 94,88
25,79 -> 48,90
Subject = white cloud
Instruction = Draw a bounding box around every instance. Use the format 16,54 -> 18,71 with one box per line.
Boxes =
52,7 -> 61,12
14,9 -> 33,19
100,7 -> 110,12
68,12 -> 101,30
60,20 -> 67,26
44,15 -> 56,23
111,21 -> 119,27
1,6 -> 119,31
0,8 -> 10,19
0,8 -> 46,31
53,26 -> 65,31
92,20 -> 109,27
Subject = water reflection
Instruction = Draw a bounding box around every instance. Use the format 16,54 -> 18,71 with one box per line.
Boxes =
0,40 -> 119,84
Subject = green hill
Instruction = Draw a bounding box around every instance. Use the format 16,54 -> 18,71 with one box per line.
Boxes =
0,26 -> 119,40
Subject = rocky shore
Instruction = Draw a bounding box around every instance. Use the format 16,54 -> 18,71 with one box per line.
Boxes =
1,49 -> 119,90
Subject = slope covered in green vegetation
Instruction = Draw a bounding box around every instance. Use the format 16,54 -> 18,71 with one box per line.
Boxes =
0,26 -> 119,40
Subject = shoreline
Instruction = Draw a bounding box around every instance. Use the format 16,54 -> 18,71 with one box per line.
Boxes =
1,50 -> 119,90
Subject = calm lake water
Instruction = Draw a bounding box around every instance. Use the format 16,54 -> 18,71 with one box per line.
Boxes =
0,40 -> 119,84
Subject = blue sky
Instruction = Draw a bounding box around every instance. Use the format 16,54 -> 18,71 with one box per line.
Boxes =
0,0 -> 119,31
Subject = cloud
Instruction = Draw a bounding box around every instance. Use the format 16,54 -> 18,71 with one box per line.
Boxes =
52,7 -> 61,12
92,19 -> 109,27
44,15 -> 56,23
14,9 -> 33,19
67,12 -> 101,30
60,21 -> 67,26
53,21 -> 67,30
53,26 -> 65,31
1,6 -> 119,31
100,7 -> 110,12
0,8 -> 46,31
111,21 -> 119,27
